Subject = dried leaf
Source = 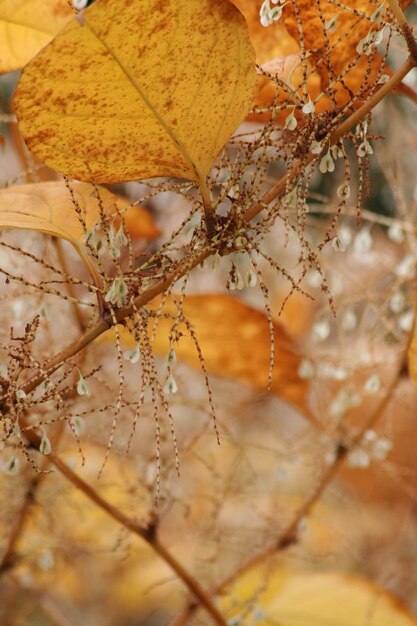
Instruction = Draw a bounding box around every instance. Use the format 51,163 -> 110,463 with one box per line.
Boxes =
107,294 -> 307,409
225,567 -> 417,626
14,0 -> 257,189
0,0 -> 72,74
0,181 -> 158,272
233,0 -> 411,121
281,0 -> 393,106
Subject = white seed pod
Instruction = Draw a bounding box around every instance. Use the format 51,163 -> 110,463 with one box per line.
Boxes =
297,359 -> 314,380
245,269 -> 257,288
396,254 -> 415,279
387,224 -> 405,244
302,98 -> 315,115
398,310 -> 414,332
104,277 -> 129,308
76,371 -> 91,396
310,140 -> 322,155
357,140 -> 373,157
389,291 -> 406,314
72,0 -> 89,8
341,309 -> 357,332
347,448 -> 370,469
353,228 -> 373,254
363,374 -> 380,394
319,151 -> 335,174
372,437 -> 393,461
332,236 -> 346,252
167,348 -> 177,365
311,319 -> 330,343
284,111 -> 297,131
3,455 -> 19,475
324,15 -> 337,32
164,373 -> 178,395
70,416 -> 85,436
124,343 -> 141,364
337,181 -> 351,200
39,432 -> 52,456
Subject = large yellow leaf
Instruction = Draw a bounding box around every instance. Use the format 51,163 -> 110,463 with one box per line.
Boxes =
0,181 -> 159,273
14,0 -> 257,189
224,567 -> 417,626
0,0 -> 72,74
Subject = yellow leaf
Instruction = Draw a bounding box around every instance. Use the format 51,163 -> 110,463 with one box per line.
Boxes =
224,567 -> 417,626
103,294 -> 307,410
14,0 -> 257,190
0,0 -> 72,74
0,181 -> 158,274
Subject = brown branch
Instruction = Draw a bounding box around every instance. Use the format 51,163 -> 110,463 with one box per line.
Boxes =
2,52 -> 415,626
169,346 -> 412,626
386,0 -> 408,27
0,422 -> 65,576
18,57 -> 416,400
14,420 -> 227,626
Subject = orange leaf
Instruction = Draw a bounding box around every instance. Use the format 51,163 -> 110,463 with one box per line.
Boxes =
233,0 -> 411,122
106,294 -> 308,411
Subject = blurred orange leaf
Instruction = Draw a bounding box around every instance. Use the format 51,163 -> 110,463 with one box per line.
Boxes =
0,181 -> 158,274
104,293 -> 307,410
0,0 -> 72,74
14,0 -> 257,189
224,566 -> 417,625
233,0 -> 411,121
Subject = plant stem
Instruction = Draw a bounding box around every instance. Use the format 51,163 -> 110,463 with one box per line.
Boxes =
13,419 -> 227,626
386,0 -> 407,27
18,57 -> 415,399
199,176 -> 216,239
244,56 -> 415,222
169,348 -> 411,626
4,49 -> 415,626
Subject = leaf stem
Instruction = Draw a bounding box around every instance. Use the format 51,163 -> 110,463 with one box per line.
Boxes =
4,47 -> 416,626
199,176 -> 216,239
18,57 -> 416,398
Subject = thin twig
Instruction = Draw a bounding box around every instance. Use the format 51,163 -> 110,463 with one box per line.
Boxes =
52,238 -> 87,332
169,338 -> 413,626
18,57 -> 416,399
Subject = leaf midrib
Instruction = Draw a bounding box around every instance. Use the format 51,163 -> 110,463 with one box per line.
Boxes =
84,15 -> 201,184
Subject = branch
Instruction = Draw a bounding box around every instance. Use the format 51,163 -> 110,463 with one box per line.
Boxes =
15,419 -> 227,626
5,53 -> 415,626
386,0 -> 407,27
19,57 -> 416,399
169,344 -> 412,626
